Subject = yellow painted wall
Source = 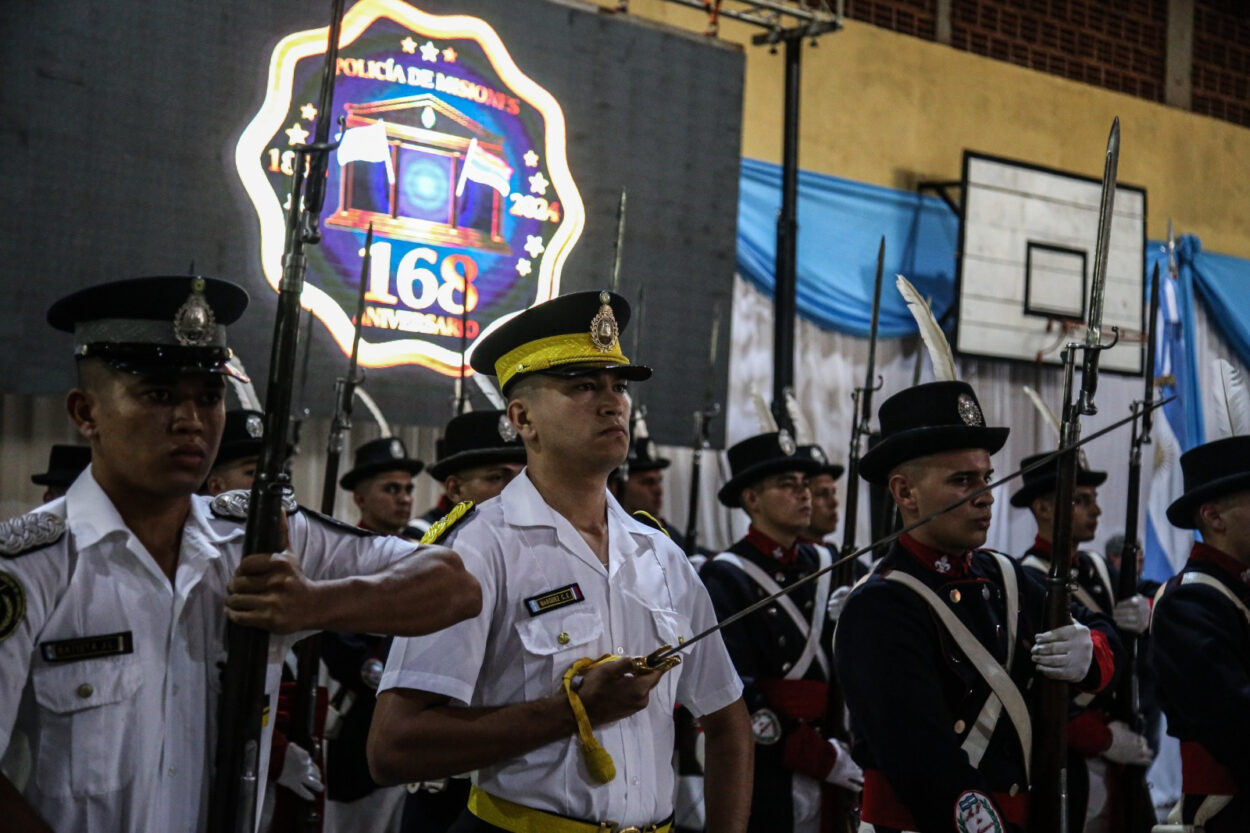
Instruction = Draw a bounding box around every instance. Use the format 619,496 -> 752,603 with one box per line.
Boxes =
610,2 -> 1250,259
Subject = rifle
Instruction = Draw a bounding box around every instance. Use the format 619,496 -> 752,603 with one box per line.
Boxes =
209,3 -> 346,831
683,302 -> 721,557
1112,261 -> 1161,833
279,225 -> 373,832
837,236 -> 884,585
1030,116 -> 1121,833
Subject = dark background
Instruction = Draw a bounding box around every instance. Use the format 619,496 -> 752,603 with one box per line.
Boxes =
0,0 -> 742,446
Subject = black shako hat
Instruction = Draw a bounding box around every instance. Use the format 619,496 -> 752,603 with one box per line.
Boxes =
426,410 -> 526,481
48,276 -> 249,376
800,444 -> 845,481
31,445 -> 92,488
859,381 -> 1009,484
1166,435 -> 1250,528
718,431 -> 824,508
626,432 -> 670,474
340,437 -> 424,490
470,290 -> 652,396
213,409 -> 266,470
1009,451 -> 1107,507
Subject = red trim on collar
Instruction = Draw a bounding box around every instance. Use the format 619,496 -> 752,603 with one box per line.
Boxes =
746,525 -> 799,566
898,534 -> 972,578
1031,535 -> 1053,557
1190,542 -> 1250,588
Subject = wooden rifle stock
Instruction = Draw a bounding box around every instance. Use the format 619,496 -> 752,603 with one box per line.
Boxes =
1111,262 -> 1162,833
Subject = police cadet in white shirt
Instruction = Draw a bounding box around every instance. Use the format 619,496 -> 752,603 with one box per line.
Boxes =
0,275 -> 481,833
369,291 -> 754,833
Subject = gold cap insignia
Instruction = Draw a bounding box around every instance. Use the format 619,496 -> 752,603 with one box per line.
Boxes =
173,277 -> 216,346
589,291 -> 619,353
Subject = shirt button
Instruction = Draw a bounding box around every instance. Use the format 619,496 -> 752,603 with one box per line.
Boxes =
557,633 -> 571,645
1009,783 -> 1020,797
777,636 -> 787,647
615,646 -> 625,654
76,683 -> 93,699
631,776 -> 639,785
167,765 -> 179,777
949,589 -> 962,603
781,662 -> 792,672
953,719 -> 966,733
172,684 -> 181,695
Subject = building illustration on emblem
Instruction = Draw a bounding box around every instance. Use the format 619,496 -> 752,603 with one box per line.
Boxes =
328,95 -> 511,254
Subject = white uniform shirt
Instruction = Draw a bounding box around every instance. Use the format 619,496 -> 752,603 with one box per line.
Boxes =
381,472 -> 742,828
0,470 -> 421,833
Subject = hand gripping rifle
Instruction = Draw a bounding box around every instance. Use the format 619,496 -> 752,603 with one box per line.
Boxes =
210,3 -> 346,831
1112,260 -> 1161,833
683,303 -> 722,556
837,236 -> 885,586
1030,116 -> 1121,833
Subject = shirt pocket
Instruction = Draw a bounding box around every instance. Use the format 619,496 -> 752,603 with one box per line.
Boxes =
514,610 -> 604,700
648,608 -> 692,705
30,656 -> 143,796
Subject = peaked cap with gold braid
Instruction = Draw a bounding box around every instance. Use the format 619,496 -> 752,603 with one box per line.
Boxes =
470,290 -> 652,395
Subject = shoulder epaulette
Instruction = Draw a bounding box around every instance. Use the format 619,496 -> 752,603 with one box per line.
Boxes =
300,506 -> 372,537
421,501 -> 475,545
0,511 -> 66,558
209,488 -> 299,521
631,510 -> 670,538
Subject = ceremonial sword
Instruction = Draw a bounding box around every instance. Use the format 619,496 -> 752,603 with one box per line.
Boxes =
634,391 -> 1171,673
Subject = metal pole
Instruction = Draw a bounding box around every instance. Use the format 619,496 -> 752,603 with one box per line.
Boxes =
772,35 -> 801,431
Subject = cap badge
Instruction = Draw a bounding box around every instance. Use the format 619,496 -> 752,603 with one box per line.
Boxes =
778,429 -> 796,456
810,446 -> 826,464
389,438 -> 404,458
245,413 -> 263,439
173,277 -> 216,347
589,291 -> 619,353
1077,449 -> 1090,471
956,393 -> 984,427
644,438 -> 657,461
497,413 -> 519,442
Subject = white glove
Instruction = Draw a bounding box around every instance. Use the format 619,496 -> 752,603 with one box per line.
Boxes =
1103,720 -> 1153,766
1113,595 -> 1152,635
277,742 -> 324,801
826,585 -> 852,622
825,738 -> 863,793
1032,621 -> 1093,682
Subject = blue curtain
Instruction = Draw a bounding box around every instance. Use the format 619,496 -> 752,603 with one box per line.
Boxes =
736,158 -> 959,338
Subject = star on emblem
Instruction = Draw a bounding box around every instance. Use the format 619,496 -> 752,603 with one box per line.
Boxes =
524,235 -> 545,258
401,37 -> 417,54
300,103 -> 317,121
523,149 -> 540,168
516,258 -> 532,277
284,122 -> 310,146
419,40 -> 440,62
442,47 -> 457,63
528,171 -> 550,196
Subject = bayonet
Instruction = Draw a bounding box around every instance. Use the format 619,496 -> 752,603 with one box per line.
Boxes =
837,236 -> 884,585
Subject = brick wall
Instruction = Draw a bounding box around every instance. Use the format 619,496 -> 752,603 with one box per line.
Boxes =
843,0 -> 938,41
1193,0 -> 1250,127
948,0 -> 1167,102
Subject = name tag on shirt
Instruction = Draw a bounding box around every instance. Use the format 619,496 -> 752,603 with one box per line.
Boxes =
41,631 -> 134,663
525,583 -> 584,616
